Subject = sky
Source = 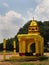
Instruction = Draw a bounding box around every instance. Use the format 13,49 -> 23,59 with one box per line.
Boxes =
0,0 -> 49,42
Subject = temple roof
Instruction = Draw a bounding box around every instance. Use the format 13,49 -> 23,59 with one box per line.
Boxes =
28,18 -> 40,34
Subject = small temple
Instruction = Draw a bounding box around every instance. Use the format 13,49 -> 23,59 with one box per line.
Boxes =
17,18 -> 44,57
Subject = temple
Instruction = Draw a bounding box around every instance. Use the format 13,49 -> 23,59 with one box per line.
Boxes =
17,18 -> 44,57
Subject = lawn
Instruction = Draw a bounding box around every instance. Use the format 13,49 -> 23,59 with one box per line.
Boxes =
0,52 -> 49,65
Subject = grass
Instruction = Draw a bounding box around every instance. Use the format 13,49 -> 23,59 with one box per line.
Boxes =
0,56 -> 49,65
38,56 -> 48,61
2,56 -> 49,62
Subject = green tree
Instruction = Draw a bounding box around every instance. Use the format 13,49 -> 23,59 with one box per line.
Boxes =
0,20 -> 49,52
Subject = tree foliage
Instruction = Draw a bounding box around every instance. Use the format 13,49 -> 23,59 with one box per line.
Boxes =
0,20 -> 49,52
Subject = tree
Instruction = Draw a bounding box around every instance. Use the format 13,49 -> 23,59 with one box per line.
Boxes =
0,20 -> 49,52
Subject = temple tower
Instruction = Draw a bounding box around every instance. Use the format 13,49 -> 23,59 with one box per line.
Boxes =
17,18 -> 44,56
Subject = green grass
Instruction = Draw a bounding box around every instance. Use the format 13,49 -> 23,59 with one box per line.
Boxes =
2,56 -> 49,62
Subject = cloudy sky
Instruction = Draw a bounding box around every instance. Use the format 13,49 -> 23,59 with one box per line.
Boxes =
0,0 -> 49,42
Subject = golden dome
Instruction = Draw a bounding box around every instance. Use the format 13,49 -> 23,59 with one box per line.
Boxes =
28,18 -> 40,34
30,20 -> 37,26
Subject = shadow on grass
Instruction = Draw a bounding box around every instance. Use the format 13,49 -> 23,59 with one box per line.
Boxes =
38,56 -> 48,61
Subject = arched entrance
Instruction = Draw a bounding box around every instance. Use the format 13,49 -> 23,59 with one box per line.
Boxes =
25,40 -> 35,56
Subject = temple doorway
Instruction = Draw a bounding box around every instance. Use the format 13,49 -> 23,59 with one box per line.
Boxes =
30,43 -> 35,52
30,43 -> 35,55
25,42 -> 36,56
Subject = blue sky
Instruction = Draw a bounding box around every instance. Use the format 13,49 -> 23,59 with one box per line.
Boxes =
0,0 -> 49,42
0,0 -> 35,15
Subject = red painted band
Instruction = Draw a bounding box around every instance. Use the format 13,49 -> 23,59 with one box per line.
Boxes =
14,48 -> 16,50
19,53 -> 25,56
36,53 -> 43,56
3,48 -> 6,50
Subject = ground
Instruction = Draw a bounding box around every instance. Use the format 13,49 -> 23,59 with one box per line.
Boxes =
0,52 -> 49,65
0,60 -> 49,65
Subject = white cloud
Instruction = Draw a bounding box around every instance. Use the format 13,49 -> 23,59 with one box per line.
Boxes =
1,0 -> 49,43
2,2 -> 9,7
27,0 -> 49,21
34,0 -> 41,4
0,10 -> 26,42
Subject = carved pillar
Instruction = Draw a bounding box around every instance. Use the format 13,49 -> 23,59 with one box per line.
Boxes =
13,40 -> 16,55
19,38 -> 26,56
21,39 -> 26,56
40,38 -> 44,56
35,38 -> 39,56
27,44 -> 31,53
19,39 -> 22,53
3,38 -> 6,60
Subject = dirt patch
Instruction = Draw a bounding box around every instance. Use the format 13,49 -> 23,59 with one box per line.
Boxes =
44,53 -> 49,56
0,53 -> 49,65
0,61 -> 49,65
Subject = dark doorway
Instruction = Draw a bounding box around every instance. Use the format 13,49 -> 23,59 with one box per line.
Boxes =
30,43 -> 35,53
25,43 -> 35,56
